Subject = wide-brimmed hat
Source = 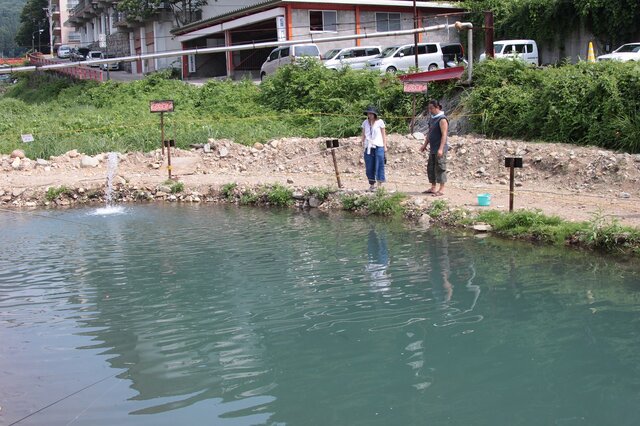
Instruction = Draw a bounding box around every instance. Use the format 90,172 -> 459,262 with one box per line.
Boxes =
363,106 -> 380,117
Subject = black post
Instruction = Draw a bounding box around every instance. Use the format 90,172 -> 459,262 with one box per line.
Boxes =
485,11 -> 494,59
509,163 -> 515,212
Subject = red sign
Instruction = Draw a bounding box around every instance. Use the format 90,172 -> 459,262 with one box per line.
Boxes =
403,82 -> 428,93
150,100 -> 174,113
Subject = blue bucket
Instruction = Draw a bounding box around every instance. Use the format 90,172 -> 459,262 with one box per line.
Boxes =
477,193 -> 491,207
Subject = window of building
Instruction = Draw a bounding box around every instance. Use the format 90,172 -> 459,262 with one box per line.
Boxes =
310,10 -> 337,32
376,13 -> 401,32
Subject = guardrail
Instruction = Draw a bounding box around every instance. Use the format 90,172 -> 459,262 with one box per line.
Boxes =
28,53 -> 103,82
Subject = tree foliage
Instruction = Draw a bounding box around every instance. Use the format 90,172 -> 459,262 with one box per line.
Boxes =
0,0 -> 26,56
463,0 -> 640,46
15,0 -> 49,53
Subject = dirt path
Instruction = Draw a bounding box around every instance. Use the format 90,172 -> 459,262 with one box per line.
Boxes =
2,134 -> 640,227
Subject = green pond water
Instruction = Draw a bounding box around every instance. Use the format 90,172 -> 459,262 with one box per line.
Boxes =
1,204 -> 639,425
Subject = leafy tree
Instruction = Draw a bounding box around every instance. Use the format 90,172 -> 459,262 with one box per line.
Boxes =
117,0 -> 208,27
0,0 -> 27,56
462,0 -> 640,47
575,0 -> 640,46
15,0 -> 50,53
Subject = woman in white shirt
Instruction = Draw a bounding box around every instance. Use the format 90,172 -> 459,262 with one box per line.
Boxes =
361,106 -> 387,191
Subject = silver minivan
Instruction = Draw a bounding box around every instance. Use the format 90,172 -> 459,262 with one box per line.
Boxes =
322,46 -> 381,70
368,43 -> 445,73
260,44 -> 321,80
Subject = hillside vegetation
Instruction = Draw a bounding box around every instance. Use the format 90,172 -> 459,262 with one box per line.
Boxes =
0,0 -> 27,56
0,59 -> 639,158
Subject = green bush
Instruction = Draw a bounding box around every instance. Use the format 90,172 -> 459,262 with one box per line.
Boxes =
46,185 -> 72,201
266,184 -> 293,207
467,60 -> 640,152
221,182 -> 237,200
340,189 -> 406,216
305,186 -> 334,202
165,180 -> 184,194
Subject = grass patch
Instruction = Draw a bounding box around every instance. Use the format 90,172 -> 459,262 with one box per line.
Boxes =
239,190 -> 259,205
45,185 -> 73,201
266,184 -> 294,207
164,180 -> 184,194
46,186 -> 73,201
341,189 -> 407,216
430,206 -> 640,254
221,182 -> 237,200
305,186 -> 334,202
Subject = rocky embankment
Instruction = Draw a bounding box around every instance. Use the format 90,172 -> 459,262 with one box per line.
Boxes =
1,134 -> 639,225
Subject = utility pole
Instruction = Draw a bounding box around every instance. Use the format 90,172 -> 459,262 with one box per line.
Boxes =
413,0 -> 419,69
411,0 -> 418,134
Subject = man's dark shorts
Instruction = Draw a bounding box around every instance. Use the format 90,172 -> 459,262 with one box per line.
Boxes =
427,154 -> 447,184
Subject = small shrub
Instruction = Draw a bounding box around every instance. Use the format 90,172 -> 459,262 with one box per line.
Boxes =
340,189 -> 406,216
239,190 -> 259,205
580,211 -> 640,251
266,184 -> 293,207
165,180 -> 184,194
305,186 -> 334,202
46,186 -> 72,201
427,199 -> 449,218
341,194 -> 363,211
366,189 -> 406,216
221,182 -> 238,200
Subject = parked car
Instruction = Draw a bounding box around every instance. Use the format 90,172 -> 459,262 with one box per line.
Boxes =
57,45 -> 71,59
100,53 -> 121,71
597,42 -> 640,62
479,40 -> 539,66
260,44 -> 321,79
86,50 -> 103,67
322,46 -> 381,70
70,47 -> 91,61
441,43 -> 466,68
367,43 -> 445,73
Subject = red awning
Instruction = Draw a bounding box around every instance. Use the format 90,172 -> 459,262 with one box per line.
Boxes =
397,66 -> 465,83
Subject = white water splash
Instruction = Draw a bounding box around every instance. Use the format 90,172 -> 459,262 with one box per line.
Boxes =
92,206 -> 125,216
105,152 -> 118,206
92,152 -> 125,215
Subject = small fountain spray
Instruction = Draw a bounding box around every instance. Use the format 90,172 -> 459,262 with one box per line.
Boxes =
94,152 -> 124,215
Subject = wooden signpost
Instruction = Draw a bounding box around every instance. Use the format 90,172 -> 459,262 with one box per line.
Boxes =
150,100 -> 175,179
504,156 -> 523,212
325,139 -> 343,189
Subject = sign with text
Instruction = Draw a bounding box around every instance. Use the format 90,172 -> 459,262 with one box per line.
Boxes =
276,16 -> 286,41
150,100 -> 174,113
21,134 -> 34,143
98,33 -> 107,48
403,82 -> 428,93
188,55 -> 196,74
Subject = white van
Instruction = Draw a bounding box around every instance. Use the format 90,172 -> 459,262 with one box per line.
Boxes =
479,40 -> 539,66
322,46 -> 381,70
367,43 -> 445,73
260,44 -> 321,79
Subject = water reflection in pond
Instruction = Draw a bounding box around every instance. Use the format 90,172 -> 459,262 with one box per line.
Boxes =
0,204 -> 639,425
